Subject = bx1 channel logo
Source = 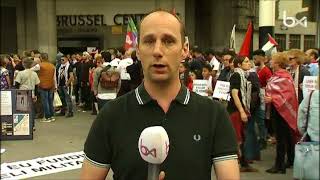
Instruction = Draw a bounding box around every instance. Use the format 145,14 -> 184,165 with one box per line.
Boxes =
283,11 -> 307,28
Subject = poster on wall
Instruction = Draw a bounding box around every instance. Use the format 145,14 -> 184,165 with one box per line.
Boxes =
1,116 -> 13,136
16,91 -> 29,112
0,91 -> 12,115
13,114 -> 30,136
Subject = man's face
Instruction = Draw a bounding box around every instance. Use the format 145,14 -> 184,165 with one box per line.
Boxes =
137,12 -> 188,83
305,49 -> 314,63
222,55 -> 231,67
253,55 -> 264,66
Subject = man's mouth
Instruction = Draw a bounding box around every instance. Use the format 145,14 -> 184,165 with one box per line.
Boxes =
152,64 -> 166,68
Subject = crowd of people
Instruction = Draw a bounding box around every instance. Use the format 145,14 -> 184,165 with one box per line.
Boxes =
0,42 -> 319,176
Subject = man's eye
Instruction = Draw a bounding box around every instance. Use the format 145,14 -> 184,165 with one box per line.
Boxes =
143,39 -> 154,44
163,39 -> 175,45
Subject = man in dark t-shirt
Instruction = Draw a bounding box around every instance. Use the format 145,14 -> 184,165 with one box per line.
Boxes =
56,56 -> 74,117
81,10 -> 239,180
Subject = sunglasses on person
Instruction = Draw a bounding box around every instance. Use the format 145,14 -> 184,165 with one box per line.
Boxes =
289,57 -> 296,61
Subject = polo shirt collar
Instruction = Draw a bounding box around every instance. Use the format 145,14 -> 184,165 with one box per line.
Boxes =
135,83 -> 190,105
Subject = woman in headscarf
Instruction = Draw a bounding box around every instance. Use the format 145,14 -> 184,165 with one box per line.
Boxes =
265,52 -> 299,174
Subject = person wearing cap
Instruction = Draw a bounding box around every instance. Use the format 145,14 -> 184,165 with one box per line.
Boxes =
81,9 -> 239,180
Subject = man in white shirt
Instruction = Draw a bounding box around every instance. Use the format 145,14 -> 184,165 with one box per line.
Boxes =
205,49 -> 220,78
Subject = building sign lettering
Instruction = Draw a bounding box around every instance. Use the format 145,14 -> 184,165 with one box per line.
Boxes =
113,13 -> 180,25
113,13 -> 146,25
57,15 -> 107,27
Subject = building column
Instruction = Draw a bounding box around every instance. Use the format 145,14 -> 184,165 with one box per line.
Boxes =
259,0 -> 275,49
37,0 -> 57,63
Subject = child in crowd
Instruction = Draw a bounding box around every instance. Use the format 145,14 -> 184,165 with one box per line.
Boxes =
0,55 -> 11,90
179,61 -> 189,86
202,64 -> 216,96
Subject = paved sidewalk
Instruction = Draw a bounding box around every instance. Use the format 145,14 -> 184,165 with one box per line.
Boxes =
1,111 -> 293,180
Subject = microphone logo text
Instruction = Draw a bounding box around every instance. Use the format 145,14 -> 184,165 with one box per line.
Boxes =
139,139 -> 157,158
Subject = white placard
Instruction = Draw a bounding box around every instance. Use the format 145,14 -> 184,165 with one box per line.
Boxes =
212,81 -> 231,101
302,76 -> 317,98
193,80 -> 209,96
0,91 -> 12,115
87,47 -> 96,53
0,151 -> 85,180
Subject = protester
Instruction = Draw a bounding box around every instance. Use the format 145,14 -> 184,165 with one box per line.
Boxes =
15,57 -> 40,130
81,9 -> 239,180
217,50 -> 236,81
117,50 -> 133,97
287,49 -> 311,103
126,50 -> 143,90
227,56 -> 257,172
205,49 -> 220,77
202,63 -> 214,97
0,54 -> 11,90
244,62 -> 262,162
178,61 -> 189,86
253,49 -> 272,149
265,52 -> 299,174
305,48 -> 319,76
297,74 -> 319,141
38,53 -> 57,122
56,55 -> 74,118
79,52 -> 94,111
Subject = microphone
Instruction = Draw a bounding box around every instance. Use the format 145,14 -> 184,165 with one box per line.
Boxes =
138,126 -> 169,180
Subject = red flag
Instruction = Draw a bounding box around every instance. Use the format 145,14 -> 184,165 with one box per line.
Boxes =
238,21 -> 253,58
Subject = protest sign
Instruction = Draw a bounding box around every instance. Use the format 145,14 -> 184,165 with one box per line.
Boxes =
212,81 -> 230,101
193,80 -> 209,96
302,76 -> 317,98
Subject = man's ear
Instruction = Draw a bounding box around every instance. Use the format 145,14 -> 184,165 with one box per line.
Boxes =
136,44 -> 141,60
181,40 -> 189,61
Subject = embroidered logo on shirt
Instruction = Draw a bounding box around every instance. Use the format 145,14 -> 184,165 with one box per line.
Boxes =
193,134 -> 201,141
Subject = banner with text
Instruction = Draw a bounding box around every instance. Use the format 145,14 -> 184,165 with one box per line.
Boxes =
1,151 -> 85,180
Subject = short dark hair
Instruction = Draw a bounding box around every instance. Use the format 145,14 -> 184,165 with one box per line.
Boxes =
253,49 -> 265,56
205,49 -> 215,56
233,56 -> 247,68
192,47 -> 202,54
221,49 -> 236,57
101,51 -> 112,62
40,53 -> 48,60
202,63 -> 212,72
139,9 -> 186,44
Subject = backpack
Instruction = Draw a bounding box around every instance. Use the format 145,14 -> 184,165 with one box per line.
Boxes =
99,66 -> 120,89
0,70 -> 9,90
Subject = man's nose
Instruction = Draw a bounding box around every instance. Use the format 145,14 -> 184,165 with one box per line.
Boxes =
153,40 -> 163,58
